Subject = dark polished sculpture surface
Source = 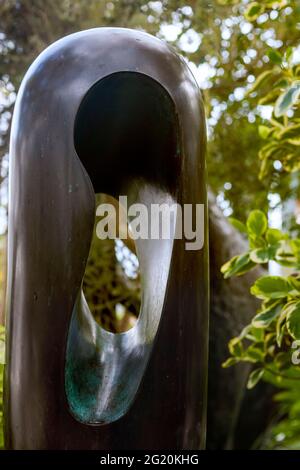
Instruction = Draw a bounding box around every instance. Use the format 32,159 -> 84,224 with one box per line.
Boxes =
5,27 -> 209,449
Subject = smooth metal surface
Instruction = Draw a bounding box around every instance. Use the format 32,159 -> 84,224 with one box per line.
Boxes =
5,28 -> 209,449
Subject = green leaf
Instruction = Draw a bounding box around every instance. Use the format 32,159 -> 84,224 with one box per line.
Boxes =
228,337 -> 243,357
239,325 -> 264,343
276,124 -> 300,140
275,352 -> 291,370
222,357 -> 239,368
244,2 -> 265,21
238,325 -> 252,340
286,46 -> 293,62
249,326 -> 265,342
268,49 -> 282,65
248,70 -> 274,94
247,368 -> 265,389
251,276 -> 291,300
276,324 -> 285,348
217,0 -> 240,4
228,217 -> 247,233
221,252 -> 256,278
276,301 -> 298,346
258,142 -> 282,161
286,304 -> 300,339
287,276 -> 300,292
274,81 -> 300,117
291,239 -> 300,258
258,125 -> 273,139
294,64 -> 300,77
273,77 -> 290,89
252,301 -> 282,328
245,344 -> 265,362
265,332 -> 276,349
250,246 -> 275,264
275,242 -> 297,267
249,234 -> 266,249
264,0 -> 288,6
258,89 -> 281,105
266,228 -> 285,244
247,210 -> 268,237
287,137 -> 300,146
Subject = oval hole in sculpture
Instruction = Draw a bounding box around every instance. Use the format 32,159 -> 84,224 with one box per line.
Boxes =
82,193 -> 141,333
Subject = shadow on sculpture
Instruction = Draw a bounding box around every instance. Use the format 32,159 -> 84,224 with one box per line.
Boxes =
5,28 -> 208,449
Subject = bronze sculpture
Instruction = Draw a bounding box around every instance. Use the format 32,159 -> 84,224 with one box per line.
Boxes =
4,27 -> 209,449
